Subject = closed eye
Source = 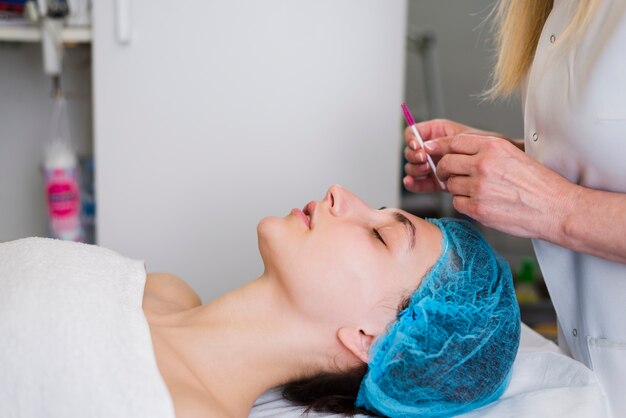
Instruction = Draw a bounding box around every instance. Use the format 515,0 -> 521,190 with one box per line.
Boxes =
374,207 -> 387,246
372,228 -> 387,246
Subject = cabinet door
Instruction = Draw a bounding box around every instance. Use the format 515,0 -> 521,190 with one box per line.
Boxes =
93,0 -> 407,300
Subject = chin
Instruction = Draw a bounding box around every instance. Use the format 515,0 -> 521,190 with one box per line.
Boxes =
257,216 -> 305,280
257,215 -> 282,240
257,216 -> 286,267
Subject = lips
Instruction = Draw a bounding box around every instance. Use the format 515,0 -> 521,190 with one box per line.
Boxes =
303,201 -> 317,227
291,208 -> 310,229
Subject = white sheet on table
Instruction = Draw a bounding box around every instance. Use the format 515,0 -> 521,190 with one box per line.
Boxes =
250,324 -> 610,418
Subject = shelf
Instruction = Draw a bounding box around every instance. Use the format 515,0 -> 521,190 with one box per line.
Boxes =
0,24 -> 91,44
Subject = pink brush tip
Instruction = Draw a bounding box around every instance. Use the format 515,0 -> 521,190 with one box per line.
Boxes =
401,103 -> 416,126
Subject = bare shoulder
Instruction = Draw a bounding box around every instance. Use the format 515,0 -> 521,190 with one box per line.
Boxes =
143,272 -> 202,313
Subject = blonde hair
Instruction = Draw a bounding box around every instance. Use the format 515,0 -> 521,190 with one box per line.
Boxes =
488,0 -> 599,99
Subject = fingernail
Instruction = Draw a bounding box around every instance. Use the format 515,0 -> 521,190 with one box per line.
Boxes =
416,152 -> 424,163
402,176 -> 410,186
424,141 -> 436,152
409,140 -> 417,151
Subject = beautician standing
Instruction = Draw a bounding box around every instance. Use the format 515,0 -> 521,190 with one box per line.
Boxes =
403,1 -> 626,416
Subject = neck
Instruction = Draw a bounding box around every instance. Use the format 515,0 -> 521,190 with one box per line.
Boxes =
154,274 -> 336,417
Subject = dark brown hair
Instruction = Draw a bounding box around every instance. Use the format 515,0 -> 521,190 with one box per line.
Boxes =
281,363 -> 379,417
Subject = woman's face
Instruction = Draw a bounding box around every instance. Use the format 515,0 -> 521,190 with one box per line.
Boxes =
258,185 -> 443,334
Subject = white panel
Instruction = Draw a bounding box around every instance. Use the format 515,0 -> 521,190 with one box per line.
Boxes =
93,0 -> 407,300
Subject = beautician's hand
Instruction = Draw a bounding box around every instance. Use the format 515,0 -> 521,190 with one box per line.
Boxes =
426,134 -> 574,239
403,119 -> 506,193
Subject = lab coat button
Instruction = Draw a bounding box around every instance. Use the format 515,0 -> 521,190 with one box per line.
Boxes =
573,328 -> 578,336
532,132 -> 538,142
550,34 -> 556,43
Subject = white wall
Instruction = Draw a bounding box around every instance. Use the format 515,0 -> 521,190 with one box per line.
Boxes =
0,44 -> 92,241
94,1 -> 408,301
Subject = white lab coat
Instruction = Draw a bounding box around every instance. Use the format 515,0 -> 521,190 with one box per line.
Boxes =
522,0 -> 626,416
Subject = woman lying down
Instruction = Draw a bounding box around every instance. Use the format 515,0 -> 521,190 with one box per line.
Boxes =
0,185 -> 520,418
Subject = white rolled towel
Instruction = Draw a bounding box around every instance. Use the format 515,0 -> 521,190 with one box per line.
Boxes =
0,238 -> 174,418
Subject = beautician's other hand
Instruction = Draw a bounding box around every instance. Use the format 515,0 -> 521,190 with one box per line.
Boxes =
427,134 -> 573,239
403,119 -> 507,193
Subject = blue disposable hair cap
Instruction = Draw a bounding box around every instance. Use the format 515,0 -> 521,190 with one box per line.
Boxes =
356,218 -> 521,418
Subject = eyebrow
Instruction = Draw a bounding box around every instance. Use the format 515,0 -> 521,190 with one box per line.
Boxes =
393,212 -> 417,250
378,207 -> 417,250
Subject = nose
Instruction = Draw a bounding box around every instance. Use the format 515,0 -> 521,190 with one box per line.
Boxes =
325,184 -> 370,217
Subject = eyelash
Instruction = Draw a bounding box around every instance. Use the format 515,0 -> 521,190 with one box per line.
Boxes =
372,228 -> 387,247
374,207 -> 388,247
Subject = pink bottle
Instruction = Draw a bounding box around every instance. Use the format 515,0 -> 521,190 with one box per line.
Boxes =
43,95 -> 84,242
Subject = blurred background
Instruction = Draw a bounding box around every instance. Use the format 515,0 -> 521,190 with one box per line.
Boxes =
0,0 -> 554,337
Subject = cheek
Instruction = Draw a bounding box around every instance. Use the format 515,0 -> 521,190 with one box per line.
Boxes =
259,221 -> 397,323
296,270 -> 364,321
292,238 -> 391,321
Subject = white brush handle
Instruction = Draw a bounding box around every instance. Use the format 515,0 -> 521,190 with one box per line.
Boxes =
410,125 -> 446,190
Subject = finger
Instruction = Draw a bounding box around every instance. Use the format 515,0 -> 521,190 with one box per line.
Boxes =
452,195 -> 472,216
426,134 -> 484,157
436,154 -> 476,181
404,162 -> 431,177
404,126 -> 419,151
403,175 -> 439,193
413,119 -> 462,140
412,121 -> 442,142
445,175 -> 474,197
403,146 -> 426,164
404,129 -> 432,155
406,121 -> 460,149
421,136 -> 454,157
